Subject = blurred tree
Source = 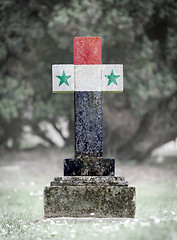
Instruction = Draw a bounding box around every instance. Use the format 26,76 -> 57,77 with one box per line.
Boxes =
0,0 -> 176,161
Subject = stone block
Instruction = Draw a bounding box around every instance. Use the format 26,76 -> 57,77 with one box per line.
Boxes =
64,158 -> 115,176
44,176 -> 136,218
74,37 -> 102,65
75,91 -> 103,158
52,64 -> 74,92
52,64 -> 124,92
75,65 -> 102,91
102,64 -> 123,92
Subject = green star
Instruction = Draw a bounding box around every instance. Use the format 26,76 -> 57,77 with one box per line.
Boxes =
105,69 -> 120,86
56,70 -> 71,86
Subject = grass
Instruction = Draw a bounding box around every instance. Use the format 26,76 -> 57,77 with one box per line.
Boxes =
0,178 -> 177,240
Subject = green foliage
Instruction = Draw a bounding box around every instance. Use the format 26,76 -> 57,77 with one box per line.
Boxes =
0,0 -> 176,149
0,77 -> 34,121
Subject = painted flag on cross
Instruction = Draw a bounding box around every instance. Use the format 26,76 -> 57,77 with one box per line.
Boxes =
52,64 -> 123,92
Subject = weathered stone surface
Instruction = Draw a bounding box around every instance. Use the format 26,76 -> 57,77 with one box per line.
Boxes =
52,64 -> 123,92
52,64 -> 74,92
74,37 -> 102,65
44,177 -> 136,218
51,176 -> 128,186
75,92 -> 103,158
75,65 -> 102,91
102,64 -> 123,92
64,158 -> 114,176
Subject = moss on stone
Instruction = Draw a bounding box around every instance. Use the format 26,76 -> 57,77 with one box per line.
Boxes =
44,177 -> 136,218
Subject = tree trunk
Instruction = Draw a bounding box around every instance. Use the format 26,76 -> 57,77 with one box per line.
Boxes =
103,90 -> 177,161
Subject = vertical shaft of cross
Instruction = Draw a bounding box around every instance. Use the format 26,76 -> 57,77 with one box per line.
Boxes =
64,37 -> 115,176
74,37 -> 103,159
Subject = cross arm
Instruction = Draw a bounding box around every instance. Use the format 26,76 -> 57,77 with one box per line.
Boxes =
52,64 -> 123,93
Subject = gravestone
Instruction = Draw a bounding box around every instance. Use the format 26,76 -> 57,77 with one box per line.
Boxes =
44,37 -> 136,218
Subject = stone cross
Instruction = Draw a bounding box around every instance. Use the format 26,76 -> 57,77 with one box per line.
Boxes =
44,37 -> 135,218
52,37 -> 123,176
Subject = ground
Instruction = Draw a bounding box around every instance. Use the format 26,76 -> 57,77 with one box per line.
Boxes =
0,147 -> 177,240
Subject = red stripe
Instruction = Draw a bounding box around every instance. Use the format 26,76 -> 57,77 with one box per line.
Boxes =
74,37 -> 102,65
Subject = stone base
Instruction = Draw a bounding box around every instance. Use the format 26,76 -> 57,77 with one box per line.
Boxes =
44,176 -> 136,218
64,158 -> 115,176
